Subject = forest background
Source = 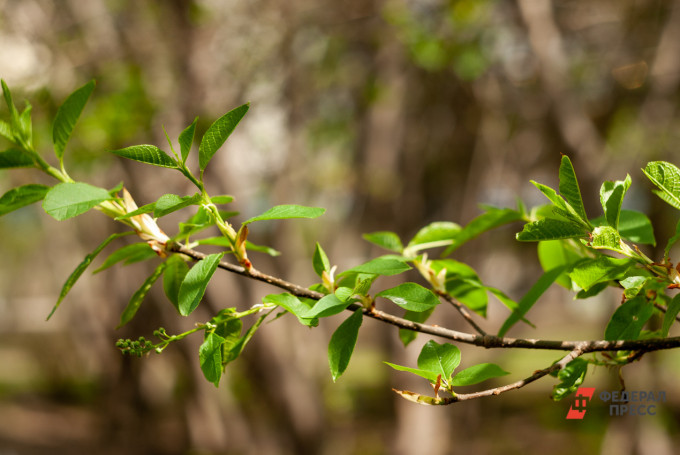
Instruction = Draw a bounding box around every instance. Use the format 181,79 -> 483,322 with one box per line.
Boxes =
1,1 -> 680,454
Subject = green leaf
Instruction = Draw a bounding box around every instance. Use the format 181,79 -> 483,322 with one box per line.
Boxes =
18,103 -> 32,146
343,257 -> 411,276
620,276 -> 651,299
408,221 -> 460,250
0,184 -> 49,216
335,286 -> 354,302
213,312 -> 243,365
569,256 -> 635,291
384,362 -> 439,383
47,232 -> 133,319
662,294 -> 680,337
0,148 -> 33,168
163,255 -> 190,312
313,242 -> 330,277
0,120 -> 12,142
451,363 -> 510,386
243,204 -> 325,224
399,308 -> 435,346
591,210 -> 655,246
604,296 -> 654,341
430,259 -> 488,316
377,282 -> 439,312
551,358 -> 587,401
599,175 -> 631,230
516,217 -> 588,242
303,294 -> 352,318
93,242 -> 156,273
211,195 -> 234,204
109,144 -> 178,169
558,155 -> 589,223
199,103 -> 249,172
537,240 -> 583,289
643,161 -> 680,210
178,253 -> 224,316
52,80 -> 95,161
1,80 -> 20,137
443,207 -> 523,255
363,231 -> 404,253
328,310 -> 363,381
590,225 -> 624,253
199,332 -> 226,387
497,266 -> 567,337
532,181 -> 590,229
113,193 -> 201,220
178,117 -> 198,164
263,293 -> 317,326
43,182 -> 112,220
222,312 -> 268,366
417,340 -> 461,381
118,262 -> 166,328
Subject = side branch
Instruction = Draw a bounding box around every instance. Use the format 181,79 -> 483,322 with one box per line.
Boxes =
168,243 -> 680,354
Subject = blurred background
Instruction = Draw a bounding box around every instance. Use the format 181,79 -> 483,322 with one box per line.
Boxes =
1,0 -> 680,453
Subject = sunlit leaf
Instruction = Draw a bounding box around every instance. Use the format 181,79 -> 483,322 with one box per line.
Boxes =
178,253 -> 224,316
43,182 -> 112,220
199,103 -> 249,172
53,80 -> 95,161
243,204 -> 325,224
109,144 -> 178,168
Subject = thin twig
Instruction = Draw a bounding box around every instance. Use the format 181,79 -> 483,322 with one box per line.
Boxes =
168,243 -> 680,353
436,290 -> 487,336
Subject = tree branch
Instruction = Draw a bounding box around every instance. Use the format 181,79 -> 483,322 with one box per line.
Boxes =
168,242 -> 680,354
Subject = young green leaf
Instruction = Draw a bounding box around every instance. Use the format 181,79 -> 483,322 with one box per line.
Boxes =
569,256 -> 635,291
497,266 -> 567,337
163,254 -> 190,312
109,144 -> 178,169
0,149 -> 33,168
43,182 -> 112,220
551,358 -> 587,401
199,332 -> 226,387
1,80 -> 20,136
532,181 -> 590,229
599,175 -> 631,230
18,103 -> 32,146
328,309 -> 363,382
376,282 -> 439,312
384,362 -> 439,383
0,184 -> 49,216
303,294 -> 352,319
451,363 -> 510,386
93,242 -> 156,274
619,276 -> 651,299
591,210 -> 655,246
47,232 -> 133,319
516,217 -> 588,242
662,294 -> 680,337
199,103 -> 249,173
0,120 -> 12,142
408,221 -> 460,250
117,262 -> 166,328
313,242 -> 330,277
178,253 -> 224,316
558,155 -> 589,223
215,316 -> 243,365
590,225 -> 624,253
335,286 -> 354,302
430,259 -> 488,316
417,340 -> 461,381
643,161 -> 680,210
243,204 -> 325,224
604,296 -> 654,341
210,195 -> 234,205
343,257 -> 411,276
178,117 -> 198,164
221,312 -> 268,367
52,80 -> 95,161
363,231 -> 404,253
263,293 -> 317,326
